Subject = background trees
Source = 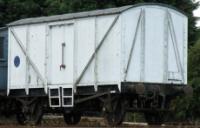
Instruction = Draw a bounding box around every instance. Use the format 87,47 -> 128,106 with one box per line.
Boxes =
0,0 -> 198,45
0,0 -> 199,45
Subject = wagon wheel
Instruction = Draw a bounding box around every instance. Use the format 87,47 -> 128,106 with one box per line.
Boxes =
63,111 -> 81,125
16,101 -> 27,125
16,112 -> 27,125
30,101 -> 44,125
144,112 -> 164,125
16,101 -> 44,125
104,98 -> 125,126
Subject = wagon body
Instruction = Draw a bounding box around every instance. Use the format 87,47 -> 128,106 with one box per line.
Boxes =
7,4 -> 188,108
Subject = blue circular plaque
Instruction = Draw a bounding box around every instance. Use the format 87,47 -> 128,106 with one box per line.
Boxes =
14,56 -> 20,67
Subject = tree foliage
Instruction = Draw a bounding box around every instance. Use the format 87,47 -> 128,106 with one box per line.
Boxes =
0,0 -> 199,45
171,39 -> 200,121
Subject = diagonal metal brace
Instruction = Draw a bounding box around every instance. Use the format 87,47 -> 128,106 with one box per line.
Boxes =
167,12 -> 184,83
124,9 -> 143,80
74,90 -> 114,104
10,28 -> 47,93
74,15 -> 120,89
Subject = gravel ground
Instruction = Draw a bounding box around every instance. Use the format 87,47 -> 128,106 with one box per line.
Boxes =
0,116 -> 199,128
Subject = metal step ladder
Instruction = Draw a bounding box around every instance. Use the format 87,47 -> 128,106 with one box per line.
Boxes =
62,86 -> 74,107
49,87 -> 61,107
48,86 -> 74,107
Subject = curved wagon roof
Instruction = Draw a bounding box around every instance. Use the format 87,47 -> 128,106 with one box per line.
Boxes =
8,3 -> 187,26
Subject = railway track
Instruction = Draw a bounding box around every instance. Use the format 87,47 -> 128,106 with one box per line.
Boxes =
0,123 -> 198,128
0,116 -> 198,128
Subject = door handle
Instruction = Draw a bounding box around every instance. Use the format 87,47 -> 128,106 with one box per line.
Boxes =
60,42 -> 66,70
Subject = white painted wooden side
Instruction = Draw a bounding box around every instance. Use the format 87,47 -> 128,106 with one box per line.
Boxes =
76,17 -> 95,85
28,24 -> 46,88
7,5 -> 188,94
9,26 -> 27,89
96,15 -> 121,85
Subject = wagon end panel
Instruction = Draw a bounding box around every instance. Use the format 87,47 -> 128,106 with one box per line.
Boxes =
167,10 -> 188,85
122,6 -> 187,85
121,8 -> 143,82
